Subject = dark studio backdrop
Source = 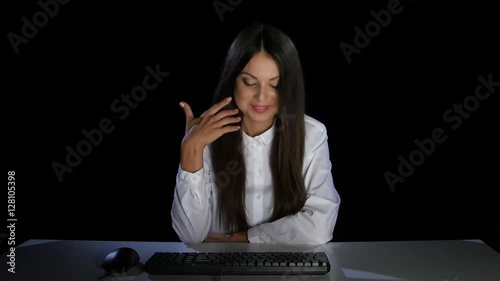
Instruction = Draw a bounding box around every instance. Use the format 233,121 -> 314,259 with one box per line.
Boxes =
3,0 -> 499,255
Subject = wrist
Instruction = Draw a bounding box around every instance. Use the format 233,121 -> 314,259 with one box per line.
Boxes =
180,140 -> 204,172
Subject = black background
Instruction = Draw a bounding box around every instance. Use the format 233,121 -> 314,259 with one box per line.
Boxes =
3,0 -> 499,255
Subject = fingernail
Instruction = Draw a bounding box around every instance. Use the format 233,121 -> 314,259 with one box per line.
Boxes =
226,97 -> 232,101
179,102 -> 184,108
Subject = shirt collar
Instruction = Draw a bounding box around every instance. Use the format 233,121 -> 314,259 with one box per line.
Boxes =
242,121 -> 276,146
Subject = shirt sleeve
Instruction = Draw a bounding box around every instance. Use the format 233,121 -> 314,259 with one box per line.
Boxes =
247,123 -> 341,244
171,148 -> 213,243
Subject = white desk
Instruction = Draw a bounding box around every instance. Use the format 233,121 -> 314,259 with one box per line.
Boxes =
1,239 -> 500,280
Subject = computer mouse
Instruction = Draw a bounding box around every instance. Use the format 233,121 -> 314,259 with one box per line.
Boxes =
101,247 -> 141,273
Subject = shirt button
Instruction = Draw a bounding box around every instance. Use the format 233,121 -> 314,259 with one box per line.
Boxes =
256,194 -> 261,199
257,168 -> 262,174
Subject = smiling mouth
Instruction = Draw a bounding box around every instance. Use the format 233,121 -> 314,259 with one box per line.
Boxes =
251,105 -> 270,113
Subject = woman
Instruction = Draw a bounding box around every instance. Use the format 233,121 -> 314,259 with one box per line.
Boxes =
172,21 -> 341,244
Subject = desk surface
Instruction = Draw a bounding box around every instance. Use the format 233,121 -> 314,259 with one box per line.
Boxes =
2,239 -> 500,281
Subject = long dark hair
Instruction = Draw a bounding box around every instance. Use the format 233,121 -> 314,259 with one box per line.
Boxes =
210,21 -> 307,233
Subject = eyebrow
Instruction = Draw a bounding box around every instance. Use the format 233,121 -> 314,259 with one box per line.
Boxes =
240,71 -> 280,81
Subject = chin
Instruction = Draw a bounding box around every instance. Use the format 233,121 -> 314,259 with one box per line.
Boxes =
248,113 -> 272,122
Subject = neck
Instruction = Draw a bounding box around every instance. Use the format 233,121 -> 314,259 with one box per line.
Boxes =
242,120 -> 274,137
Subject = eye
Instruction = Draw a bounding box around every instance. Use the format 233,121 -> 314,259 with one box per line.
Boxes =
243,79 -> 256,87
270,84 -> 279,89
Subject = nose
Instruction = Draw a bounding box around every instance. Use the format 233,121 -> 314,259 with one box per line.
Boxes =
254,85 -> 271,102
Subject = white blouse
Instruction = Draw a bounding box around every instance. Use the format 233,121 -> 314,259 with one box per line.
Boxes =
171,114 -> 341,244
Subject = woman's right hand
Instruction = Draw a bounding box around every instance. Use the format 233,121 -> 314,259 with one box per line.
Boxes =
179,96 -> 241,155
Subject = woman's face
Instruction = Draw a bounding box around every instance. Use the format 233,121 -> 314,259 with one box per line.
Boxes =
234,51 -> 280,136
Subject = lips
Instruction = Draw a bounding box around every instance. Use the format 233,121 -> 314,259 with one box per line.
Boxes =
251,105 -> 270,113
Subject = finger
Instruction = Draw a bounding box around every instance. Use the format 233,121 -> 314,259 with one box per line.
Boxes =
205,97 -> 233,117
203,108 -> 239,127
179,101 -> 194,123
213,116 -> 241,128
211,108 -> 239,123
218,125 -> 241,135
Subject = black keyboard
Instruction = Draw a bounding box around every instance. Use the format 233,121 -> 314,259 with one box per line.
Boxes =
145,251 -> 330,275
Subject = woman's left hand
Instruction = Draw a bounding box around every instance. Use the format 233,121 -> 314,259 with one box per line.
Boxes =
205,231 -> 249,243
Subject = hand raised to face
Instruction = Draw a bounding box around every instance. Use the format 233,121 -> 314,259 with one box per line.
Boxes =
179,97 -> 241,150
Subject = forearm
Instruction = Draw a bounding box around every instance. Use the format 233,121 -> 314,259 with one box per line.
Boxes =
180,140 -> 204,173
247,195 -> 340,244
171,167 -> 212,243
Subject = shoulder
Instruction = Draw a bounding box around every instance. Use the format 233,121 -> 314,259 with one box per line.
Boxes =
304,114 -> 328,149
304,114 -> 327,137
